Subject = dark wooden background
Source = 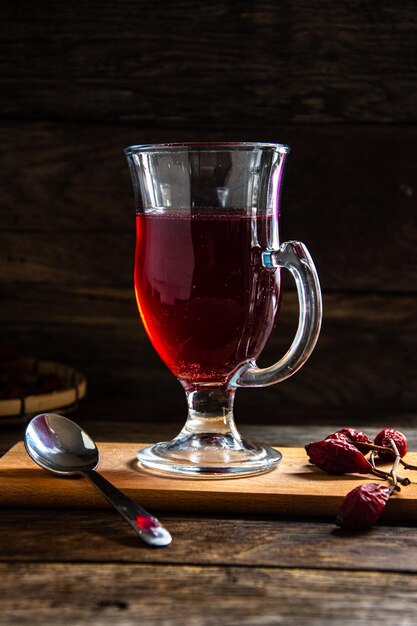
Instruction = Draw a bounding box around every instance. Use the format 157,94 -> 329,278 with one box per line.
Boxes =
1,0 -> 416,423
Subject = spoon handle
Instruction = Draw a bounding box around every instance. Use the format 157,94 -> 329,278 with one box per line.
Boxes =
83,469 -> 172,547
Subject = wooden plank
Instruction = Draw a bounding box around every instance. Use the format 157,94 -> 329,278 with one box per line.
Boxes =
0,285 -> 138,323
1,441 -> 416,521
1,288 -> 416,412
1,121 -> 417,232
0,563 -> 416,626
3,225 -> 417,293
78,419 -> 417,450
3,417 -> 417,458
1,509 -> 417,573
74,419 -> 417,449
3,312 -> 417,414
0,231 -> 134,287
2,285 -> 417,329
1,1 -> 417,124
1,121 -> 417,294
0,122 -> 134,231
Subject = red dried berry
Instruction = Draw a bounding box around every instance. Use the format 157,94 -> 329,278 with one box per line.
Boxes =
306,439 -> 374,475
374,428 -> 408,460
336,483 -> 391,530
326,429 -> 373,453
335,428 -> 372,445
325,432 -> 350,443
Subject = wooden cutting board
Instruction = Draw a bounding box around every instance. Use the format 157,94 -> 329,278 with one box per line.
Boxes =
1,442 -> 416,520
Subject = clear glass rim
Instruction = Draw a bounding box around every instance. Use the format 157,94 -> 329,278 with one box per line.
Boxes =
124,141 -> 290,156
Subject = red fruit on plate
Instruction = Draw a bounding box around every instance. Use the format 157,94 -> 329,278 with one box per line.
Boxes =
305,439 -> 374,475
374,428 -> 408,460
336,483 -> 391,530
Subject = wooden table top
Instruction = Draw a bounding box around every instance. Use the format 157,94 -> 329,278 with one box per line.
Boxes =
2,404 -> 417,626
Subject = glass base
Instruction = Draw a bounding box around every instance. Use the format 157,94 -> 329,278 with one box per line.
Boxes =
137,432 -> 282,478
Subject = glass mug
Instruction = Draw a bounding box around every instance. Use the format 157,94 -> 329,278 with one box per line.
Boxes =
125,142 -> 322,477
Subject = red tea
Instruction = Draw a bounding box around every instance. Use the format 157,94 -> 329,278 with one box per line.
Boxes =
134,212 -> 281,384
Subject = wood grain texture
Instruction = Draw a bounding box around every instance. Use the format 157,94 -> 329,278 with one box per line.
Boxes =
2,441 -> 416,520
0,231 -> 135,286
1,5 -> 416,625
1,4 -> 417,419
1,121 -> 416,410
75,418 -> 417,448
3,417 -> 417,458
0,563 -> 416,626
1,288 -> 416,412
1,121 -> 417,293
1,1 -> 417,125
1,421 -> 417,626
2,509 -> 417,573
5,417 -> 417,460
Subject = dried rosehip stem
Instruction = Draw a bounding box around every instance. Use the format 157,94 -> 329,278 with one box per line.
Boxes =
399,475 -> 411,486
369,444 -> 410,491
388,438 -> 401,479
353,442 -> 393,454
400,459 -> 417,471
370,441 -> 411,490
387,438 -> 411,487
369,451 -> 401,491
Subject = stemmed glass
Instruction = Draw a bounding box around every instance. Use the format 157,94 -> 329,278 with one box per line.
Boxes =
125,142 -> 322,477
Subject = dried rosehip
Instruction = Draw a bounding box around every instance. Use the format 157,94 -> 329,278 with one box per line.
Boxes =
326,428 -> 373,453
306,439 -> 374,475
374,428 -> 408,460
335,428 -> 372,445
336,483 -> 391,530
325,432 -> 350,443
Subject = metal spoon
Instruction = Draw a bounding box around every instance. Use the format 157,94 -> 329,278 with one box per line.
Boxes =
24,413 -> 172,547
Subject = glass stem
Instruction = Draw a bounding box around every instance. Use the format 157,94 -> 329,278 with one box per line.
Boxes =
180,386 -> 242,440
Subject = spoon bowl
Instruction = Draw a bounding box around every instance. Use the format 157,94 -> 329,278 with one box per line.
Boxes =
25,413 -> 98,474
24,413 -> 172,547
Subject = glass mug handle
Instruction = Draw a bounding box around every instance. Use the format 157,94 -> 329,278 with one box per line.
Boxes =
235,240 -> 322,388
